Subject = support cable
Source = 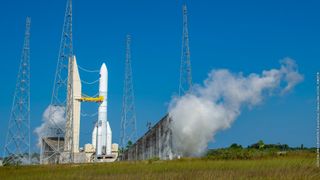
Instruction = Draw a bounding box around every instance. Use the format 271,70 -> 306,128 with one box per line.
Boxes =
81,112 -> 98,117
78,65 -> 99,73
81,79 -> 99,85
82,92 -> 99,98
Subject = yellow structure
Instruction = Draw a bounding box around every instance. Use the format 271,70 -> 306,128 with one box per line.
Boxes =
78,96 -> 104,103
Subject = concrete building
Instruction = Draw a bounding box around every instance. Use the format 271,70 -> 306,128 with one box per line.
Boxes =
71,56 -> 82,154
121,115 -> 175,160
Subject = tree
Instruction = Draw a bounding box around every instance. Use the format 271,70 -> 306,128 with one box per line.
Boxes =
258,140 -> 265,149
126,141 -> 133,150
230,143 -> 242,149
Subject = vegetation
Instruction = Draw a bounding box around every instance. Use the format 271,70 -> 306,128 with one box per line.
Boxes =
119,141 -> 133,153
126,141 -> 133,149
205,141 -> 316,160
0,154 -> 318,179
0,141 -> 318,179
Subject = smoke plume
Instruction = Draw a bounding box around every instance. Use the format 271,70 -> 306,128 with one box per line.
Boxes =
169,58 -> 303,156
34,105 -> 66,147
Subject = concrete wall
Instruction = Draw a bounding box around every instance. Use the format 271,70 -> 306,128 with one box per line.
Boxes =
72,56 -> 82,153
64,56 -> 81,154
121,115 -> 175,161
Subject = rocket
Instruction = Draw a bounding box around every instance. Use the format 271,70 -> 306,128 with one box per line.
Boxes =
92,63 -> 112,156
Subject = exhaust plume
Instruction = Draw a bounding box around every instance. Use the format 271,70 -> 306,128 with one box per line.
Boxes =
169,58 -> 303,156
34,105 -> 66,147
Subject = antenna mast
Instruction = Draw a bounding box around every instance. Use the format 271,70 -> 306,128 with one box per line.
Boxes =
179,4 -> 193,96
41,0 -> 73,164
4,17 -> 31,165
120,35 -> 137,148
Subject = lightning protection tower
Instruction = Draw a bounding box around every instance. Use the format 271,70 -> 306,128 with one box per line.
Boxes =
179,4 -> 193,96
120,34 -> 137,149
4,17 -> 31,165
41,0 -> 73,164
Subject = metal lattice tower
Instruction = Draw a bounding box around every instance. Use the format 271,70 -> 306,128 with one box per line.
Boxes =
41,0 -> 73,164
317,72 -> 320,168
63,51 -> 74,163
120,34 -> 137,148
4,17 -> 31,165
179,4 -> 193,96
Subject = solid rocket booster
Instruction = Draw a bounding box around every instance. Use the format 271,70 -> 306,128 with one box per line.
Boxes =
92,124 -> 97,149
95,63 -> 112,156
106,120 -> 112,155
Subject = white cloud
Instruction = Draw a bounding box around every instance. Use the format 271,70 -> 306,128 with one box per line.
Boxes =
34,105 -> 65,147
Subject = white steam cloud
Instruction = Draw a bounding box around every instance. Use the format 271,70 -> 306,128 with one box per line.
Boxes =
34,105 -> 66,147
169,58 -> 303,157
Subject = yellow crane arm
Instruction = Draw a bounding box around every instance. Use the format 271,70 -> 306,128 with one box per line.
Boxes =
77,96 -> 104,103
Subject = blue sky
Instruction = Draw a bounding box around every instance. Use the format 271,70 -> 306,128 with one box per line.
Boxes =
0,0 -> 319,154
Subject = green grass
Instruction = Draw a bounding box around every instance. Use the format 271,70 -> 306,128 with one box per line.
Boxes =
1,154 -> 319,179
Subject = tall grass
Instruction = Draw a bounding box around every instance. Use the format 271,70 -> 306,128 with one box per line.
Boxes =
0,153 -> 319,179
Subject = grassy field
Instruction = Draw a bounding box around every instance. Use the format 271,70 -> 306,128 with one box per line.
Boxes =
0,154 -> 319,179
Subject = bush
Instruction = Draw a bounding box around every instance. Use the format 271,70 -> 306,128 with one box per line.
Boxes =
148,157 -> 160,164
205,147 -> 281,160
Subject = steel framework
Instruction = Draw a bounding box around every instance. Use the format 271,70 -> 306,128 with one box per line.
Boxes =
40,0 -> 73,164
179,4 -> 193,96
120,35 -> 137,148
4,17 -> 31,165
317,72 -> 320,168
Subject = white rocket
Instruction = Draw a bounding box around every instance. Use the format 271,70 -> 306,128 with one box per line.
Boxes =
92,63 -> 112,156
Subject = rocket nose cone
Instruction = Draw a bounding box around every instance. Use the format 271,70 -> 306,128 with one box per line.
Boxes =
100,63 -> 108,73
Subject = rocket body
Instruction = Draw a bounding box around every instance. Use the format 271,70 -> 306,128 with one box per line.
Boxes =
94,63 -> 112,156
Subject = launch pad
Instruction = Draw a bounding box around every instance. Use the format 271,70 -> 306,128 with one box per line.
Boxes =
41,56 -> 118,164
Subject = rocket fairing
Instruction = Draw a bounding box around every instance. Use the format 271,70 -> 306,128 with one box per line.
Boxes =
94,63 -> 112,156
